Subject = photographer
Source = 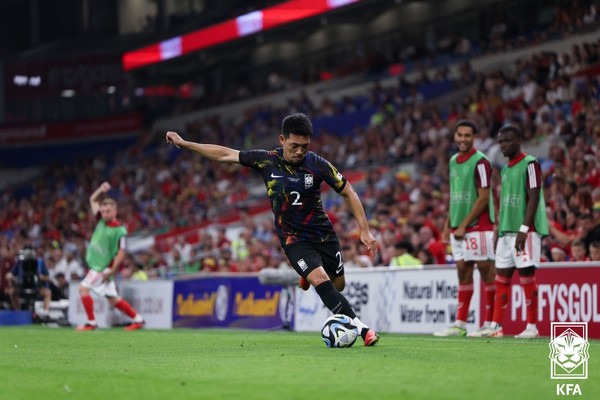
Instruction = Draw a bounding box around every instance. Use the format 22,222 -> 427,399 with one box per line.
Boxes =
5,246 -> 51,316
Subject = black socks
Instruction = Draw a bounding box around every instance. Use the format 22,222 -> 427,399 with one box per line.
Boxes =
315,280 -> 356,319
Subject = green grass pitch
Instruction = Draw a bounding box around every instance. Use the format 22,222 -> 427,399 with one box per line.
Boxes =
1,327 -> 598,400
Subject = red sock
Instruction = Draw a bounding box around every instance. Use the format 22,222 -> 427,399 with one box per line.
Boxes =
81,294 -> 95,322
457,284 -> 474,323
493,275 -> 511,325
484,283 -> 496,322
115,299 -> 137,319
520,276 -> 538,324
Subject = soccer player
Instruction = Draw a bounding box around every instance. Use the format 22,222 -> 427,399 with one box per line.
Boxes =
76,182 -> 144,331
434,120 -> 496,337
479,125 -> 548,338
166,113 -> 380,346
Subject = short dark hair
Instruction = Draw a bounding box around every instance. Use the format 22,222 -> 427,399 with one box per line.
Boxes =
394,240 -> 414,253
281,113 -> 313,138
101,197 -> 117,206
454,119 -> 478,134
498,124 -> 522,139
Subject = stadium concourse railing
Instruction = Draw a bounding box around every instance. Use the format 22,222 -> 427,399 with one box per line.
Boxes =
66,262 -> 600,338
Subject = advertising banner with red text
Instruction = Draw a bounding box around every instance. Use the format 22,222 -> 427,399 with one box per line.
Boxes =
496,265 -> 600,337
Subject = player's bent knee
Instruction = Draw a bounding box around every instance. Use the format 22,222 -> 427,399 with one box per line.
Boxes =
307,267 -> 329,287
106,296 -> 119,306
332,276 -> 345,291
79,286 -> 90,296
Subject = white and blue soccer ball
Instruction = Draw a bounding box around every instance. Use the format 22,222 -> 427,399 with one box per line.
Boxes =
321,314 -> 359,348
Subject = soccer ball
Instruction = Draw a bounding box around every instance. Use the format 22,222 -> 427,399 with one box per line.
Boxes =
321,314 -> 359,348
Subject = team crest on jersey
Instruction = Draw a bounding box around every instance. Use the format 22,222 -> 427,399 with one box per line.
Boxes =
304,174 -> 314,189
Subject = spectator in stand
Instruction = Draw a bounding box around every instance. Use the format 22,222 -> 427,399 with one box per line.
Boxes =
50,272 -> 69,300
183,248 -> 201,274
570,240 -> 589,261
342,244 -> 374,269
550,246 -> 568,262
389,241 -> 421,268
54,248 -> 84,283
418,226 -> 447,265
130,262 -> 149,281
175,236 -> 193,263
589,241 -> 600,261
218,248 -> 238,272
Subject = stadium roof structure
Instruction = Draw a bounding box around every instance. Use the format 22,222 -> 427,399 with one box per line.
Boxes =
124,0 -> 396,83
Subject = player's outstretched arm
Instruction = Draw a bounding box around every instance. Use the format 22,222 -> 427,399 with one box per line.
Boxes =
90,181 -> 111,215
340,183 -> 378,258
166,131 -> 240,163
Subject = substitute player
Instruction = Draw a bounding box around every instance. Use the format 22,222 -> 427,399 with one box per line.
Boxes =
434,120 -> 496,337
166,113 -> 380,346
479,125 -> 548,338
76,182 -> 144,331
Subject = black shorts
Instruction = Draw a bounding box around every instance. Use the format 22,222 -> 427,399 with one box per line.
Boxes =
283,241 -> 344,279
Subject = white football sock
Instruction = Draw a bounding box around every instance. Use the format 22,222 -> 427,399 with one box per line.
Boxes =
352,317 -> 368,333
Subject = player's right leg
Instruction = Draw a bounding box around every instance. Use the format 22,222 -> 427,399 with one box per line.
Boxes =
76,274 -> 98,331
435,236 -> 470,337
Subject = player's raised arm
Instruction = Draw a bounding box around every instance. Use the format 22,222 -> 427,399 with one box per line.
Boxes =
89,181 -> 111,215
165,131 -> 240,163
339,182 -> 378,258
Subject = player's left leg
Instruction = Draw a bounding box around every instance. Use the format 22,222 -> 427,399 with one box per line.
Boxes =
513,232 -> 541,339
105,282 -> 144,330
307,267 -> 379,346
514,267 -> 539,338
329,274 -> 345,292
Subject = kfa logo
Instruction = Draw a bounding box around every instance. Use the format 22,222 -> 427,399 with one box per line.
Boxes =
297,259 -> 308,272
549,322 -> 589,396
304,174 -> 314,189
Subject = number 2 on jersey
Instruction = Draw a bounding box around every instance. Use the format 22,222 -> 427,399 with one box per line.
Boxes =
290,191 -> 302,206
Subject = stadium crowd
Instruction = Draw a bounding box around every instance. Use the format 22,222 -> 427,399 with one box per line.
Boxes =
2,3 -> 600,308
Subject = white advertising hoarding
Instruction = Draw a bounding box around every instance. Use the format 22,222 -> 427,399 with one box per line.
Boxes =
294,267 -> 481,334
68,280 -> 173,329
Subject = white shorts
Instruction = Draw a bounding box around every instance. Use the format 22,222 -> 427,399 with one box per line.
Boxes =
81,270 -> 118,298
451,231 -> 495,262
495,232 -> 541,269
